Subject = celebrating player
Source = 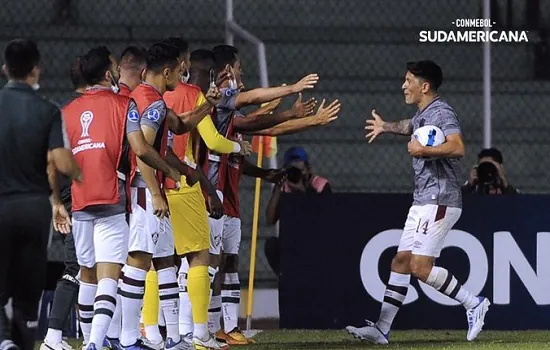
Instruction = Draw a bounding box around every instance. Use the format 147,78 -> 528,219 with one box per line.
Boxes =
117,46 -> 147,97
161,37 -> 251,350
346,60 -> 490,344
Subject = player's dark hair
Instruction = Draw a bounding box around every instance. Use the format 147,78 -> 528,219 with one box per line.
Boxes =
478,147 -> 503,164
212,44 -> 239,55
69,56 -> 87,90
161,37 -> 189,57
146,43 -> 180,73
212,45 -> 239,74
119,45 -> 147,70
3,38 -> 41,79
80,46 -> 113,86
190,49 -> 215,65
406,60 -> 443,91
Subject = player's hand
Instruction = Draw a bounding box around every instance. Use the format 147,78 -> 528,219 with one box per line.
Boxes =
206,86 -> 222,105
408,136 -> 425,157
313,99 -> 340,126
365,109 -> 386,143
208,193 -> 224,220
215,69 -> 230,87
152,194 -> 170,218
264,168 -> 287,184
292,93 -> 317,118
52,204 -> 71,234
291,74 -> 319,93
238,140 -> 253,156
166,167 -> 181,189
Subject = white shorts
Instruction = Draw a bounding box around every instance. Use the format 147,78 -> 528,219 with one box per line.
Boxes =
128,187 -> 174,258
397,204 -> 462,258
73,213 -> 129,268
209,190 -> 225,255
221,215 -> 241,255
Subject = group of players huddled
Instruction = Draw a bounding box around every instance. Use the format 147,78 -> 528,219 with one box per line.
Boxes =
42,38 -> 341,350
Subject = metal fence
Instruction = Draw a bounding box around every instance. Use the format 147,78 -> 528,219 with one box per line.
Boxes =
2,0 -> 549,283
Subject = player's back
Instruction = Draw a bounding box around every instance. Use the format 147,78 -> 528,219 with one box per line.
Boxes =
411,98 -> 463,208
62,88 -> 130,216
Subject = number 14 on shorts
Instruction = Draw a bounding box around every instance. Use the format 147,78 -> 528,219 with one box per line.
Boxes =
416,219 -> 429,234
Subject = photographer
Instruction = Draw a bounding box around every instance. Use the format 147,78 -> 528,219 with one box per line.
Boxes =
264,146 -> 331,275
462,148 -> 519,195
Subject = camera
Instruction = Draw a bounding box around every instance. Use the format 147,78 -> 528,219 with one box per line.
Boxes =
286,166 -> 302,183
476,161 -> 500,194
476,162 -> 498,185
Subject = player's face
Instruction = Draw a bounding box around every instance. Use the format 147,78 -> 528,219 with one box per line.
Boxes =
402,71 -> 423,105
164,64 -> 181,91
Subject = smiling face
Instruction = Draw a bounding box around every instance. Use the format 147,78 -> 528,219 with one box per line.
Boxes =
402,71 -> 430,105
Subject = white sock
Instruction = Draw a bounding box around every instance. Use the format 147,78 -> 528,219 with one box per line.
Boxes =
376,272 -> 410,334
144,325 -> 162,344
208,295 -> 222,333
119,265 -> 147,347
426,266 -> 478,310
89,278 -> 118,346
78,282 -> 97,344
157,267 -> 180,342
106,279 -> 122,339
194,323 -> 208,340
178,260 -> 193,336
222,272 -> 240,333
45,328 -> 63,345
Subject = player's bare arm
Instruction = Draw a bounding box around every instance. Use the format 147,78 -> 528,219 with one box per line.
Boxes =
137,125 -> 171,218
234,94 -> 316,133
365,109 -> 413,143
249,99 -> 340,136
242,159 -> 286,184
234,73 -> 319,109
49,147 -> 82,182
408,133 -> 465,158
194,165 -> 224,220
47,152 -> 62,206
126,130 -> 180,182
165,147 -> 197,185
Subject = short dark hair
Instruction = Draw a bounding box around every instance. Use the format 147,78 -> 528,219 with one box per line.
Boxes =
146,43 -> 180,73
478,148 -> 503,164
80,46 -> 113,86
190,49 -> 215,65
69,56 -> 86,90
212,45 -> 239,55
161,37 -> 189,57
212,45 -> 239,73
406,60 -> 443,91
3,38 -> 41,79
119,45 -> 147,70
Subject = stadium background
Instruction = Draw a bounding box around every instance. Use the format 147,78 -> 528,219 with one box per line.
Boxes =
1,0 -> 548,286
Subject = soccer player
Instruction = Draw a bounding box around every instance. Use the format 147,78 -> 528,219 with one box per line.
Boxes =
202,44 -> 339,344
346,60 -> 490,344
121,41 -> 216,350
161,37 -> 252,350
0,38 -> 80,350
41,56 -> 89,350
117,46 -> 147,97
62,46 -> 180,350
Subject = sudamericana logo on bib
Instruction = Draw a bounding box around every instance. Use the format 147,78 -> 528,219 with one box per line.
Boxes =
419,19 -> 530,43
